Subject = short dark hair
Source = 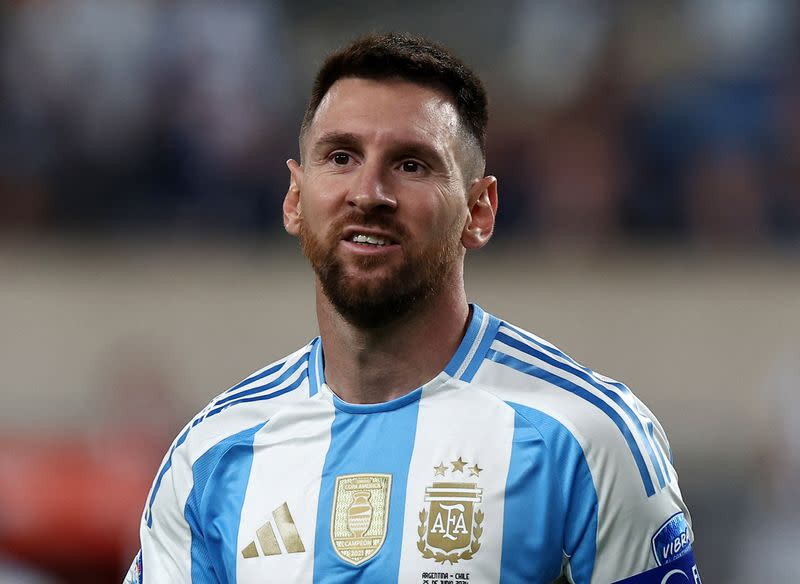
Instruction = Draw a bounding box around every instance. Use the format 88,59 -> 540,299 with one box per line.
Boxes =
300,33 -> 488,158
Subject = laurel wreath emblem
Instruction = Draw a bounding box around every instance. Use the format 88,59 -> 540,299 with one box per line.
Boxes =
417,507 -> 483,564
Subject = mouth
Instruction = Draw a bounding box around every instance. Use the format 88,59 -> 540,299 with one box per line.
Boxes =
341,228 -> 398,248
349,233 -> 391,247
340,228 -> 401,256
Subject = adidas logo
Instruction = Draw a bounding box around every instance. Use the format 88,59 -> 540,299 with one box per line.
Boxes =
241,502 -> 306,559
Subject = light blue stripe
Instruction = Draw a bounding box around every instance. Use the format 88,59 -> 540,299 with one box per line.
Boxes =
205,370 -> 307,418
184,422 -> 265,584
460,312 -> 502,382
213,355 -> 307,407
308,338 -> 321,397
488,349 -> 656,497
495,332 -> 667,491
500,324 -> 672,486
313,400 -> 420,582
444,304 -> 485,376
501,403 -> 597,583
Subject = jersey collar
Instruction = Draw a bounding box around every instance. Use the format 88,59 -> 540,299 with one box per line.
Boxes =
309,303 -> 502,402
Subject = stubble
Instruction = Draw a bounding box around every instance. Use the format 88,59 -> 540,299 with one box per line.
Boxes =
298,212 -> 462,328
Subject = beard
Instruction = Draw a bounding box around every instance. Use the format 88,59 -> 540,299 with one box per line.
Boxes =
298,212 -> 462,329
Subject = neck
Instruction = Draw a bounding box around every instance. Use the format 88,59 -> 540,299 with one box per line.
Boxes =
316,281 -> 470,405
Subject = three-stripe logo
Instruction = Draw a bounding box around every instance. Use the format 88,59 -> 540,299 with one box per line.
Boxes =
241,502 -> 306,558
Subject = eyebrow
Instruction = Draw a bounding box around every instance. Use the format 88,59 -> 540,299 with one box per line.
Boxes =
311,131 -> 449,169
313,131 -> 361,153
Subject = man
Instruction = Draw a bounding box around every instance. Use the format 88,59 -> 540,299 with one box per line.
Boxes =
126,33 -> 701,584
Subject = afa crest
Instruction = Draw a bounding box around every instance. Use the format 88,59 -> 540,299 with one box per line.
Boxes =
417,457 -> 484,564
331,474 -> 392,565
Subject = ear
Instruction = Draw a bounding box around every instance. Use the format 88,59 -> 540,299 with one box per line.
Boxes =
461,175 -> 498,249
283,159 -> 304,236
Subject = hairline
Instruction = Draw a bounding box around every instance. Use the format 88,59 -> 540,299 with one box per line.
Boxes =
298,75 -> 486,183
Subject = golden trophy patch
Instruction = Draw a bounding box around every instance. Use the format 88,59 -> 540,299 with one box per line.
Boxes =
331,473 -> 392,565
418,458 -> 484,564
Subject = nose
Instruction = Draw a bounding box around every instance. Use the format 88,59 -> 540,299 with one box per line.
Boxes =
345,161 -> 397,214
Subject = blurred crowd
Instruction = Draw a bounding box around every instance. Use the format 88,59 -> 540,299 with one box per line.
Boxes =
1,0 -> 799,248
1,1 -> 800,582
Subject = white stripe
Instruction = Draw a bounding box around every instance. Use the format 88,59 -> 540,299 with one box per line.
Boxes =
237,394 -> 335,583
397,378 -> 515,584
142,383 -> 311,583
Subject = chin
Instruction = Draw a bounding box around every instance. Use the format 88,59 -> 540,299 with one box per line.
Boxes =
323,274 -> 431,329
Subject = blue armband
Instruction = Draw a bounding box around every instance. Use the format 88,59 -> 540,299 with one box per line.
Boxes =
612,551 -> 702,584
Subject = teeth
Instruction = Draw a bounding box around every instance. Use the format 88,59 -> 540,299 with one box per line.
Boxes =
351,234 -> 388,246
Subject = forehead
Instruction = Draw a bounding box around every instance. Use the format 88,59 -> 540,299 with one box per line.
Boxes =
306,77 -> 461,150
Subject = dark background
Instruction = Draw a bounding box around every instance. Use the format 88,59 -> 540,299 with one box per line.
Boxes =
1,1 -> 799,582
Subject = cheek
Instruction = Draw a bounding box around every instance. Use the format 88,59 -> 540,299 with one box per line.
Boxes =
300,183 -> 340,224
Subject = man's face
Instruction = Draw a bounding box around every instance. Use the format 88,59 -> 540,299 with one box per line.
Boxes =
287,78 -> 474,327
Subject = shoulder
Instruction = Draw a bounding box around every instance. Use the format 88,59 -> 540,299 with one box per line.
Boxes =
474,317 -> 694,581
143,341 -> 320,525
184,341 -> 319,459
474,318 -> 673,499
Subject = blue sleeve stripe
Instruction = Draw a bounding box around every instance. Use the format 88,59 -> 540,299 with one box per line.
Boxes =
204,371 -> 307,419
146,363 -> 307,527
223,357 -> 290,394
648,423 -> 671,482
494,331 -> 668,492
501,323 -> 632,395
487,348 -> 657,497
500,323 -> 674,487
185,422 -> 266,584
145,424 -> 192,528
444,304 -> 485,376
213,354 -> 308,407
459,312 -> 502,382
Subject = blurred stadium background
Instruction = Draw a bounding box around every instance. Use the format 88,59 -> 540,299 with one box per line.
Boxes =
1,0 -> 799,582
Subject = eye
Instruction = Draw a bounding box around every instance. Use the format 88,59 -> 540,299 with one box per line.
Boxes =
331,152 -> 351,165
400,160 -> 424,173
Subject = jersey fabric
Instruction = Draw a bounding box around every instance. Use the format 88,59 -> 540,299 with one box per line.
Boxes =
125,304 -> 700,584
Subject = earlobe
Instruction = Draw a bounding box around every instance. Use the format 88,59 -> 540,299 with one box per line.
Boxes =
461,176 -> 498,249
283,159 -> 304,236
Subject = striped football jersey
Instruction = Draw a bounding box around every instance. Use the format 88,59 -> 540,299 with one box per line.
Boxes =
125,304 -> 701,584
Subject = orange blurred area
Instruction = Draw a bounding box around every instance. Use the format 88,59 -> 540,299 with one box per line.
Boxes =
0,432 -> 162,583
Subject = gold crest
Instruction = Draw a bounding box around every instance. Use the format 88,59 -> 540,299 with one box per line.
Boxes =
331,473 -> 392,565
418,458 -> 483,564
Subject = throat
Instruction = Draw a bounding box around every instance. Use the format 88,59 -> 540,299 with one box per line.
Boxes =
317,294 -> 471,405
